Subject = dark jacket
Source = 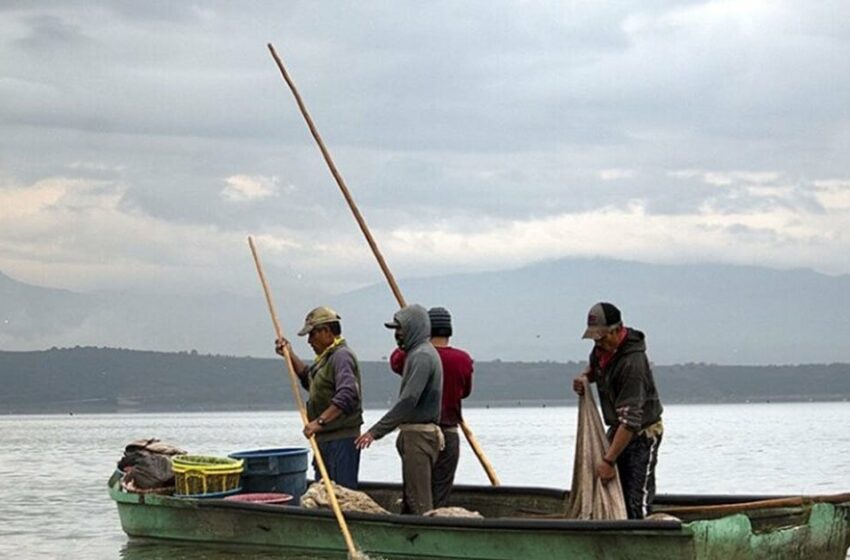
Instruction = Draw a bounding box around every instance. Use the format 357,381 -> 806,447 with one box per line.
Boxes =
588,328 -> 663,432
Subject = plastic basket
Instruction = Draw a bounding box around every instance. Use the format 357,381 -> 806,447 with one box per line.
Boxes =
171,455 -> 244,496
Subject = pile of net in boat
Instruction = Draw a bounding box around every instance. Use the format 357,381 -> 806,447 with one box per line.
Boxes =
300,482 -> 482,517
301,481 -> 391,514
424,506 -> 483,518
564,381 -> 628,520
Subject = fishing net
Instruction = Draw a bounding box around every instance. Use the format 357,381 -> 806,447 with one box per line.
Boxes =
423,506 -> 483,518
564,381 -> 628,520
300,481 -> 390,515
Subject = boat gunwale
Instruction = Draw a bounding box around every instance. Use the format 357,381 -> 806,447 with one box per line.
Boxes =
439,482 -> 805,506
109,476 -> 686,533
190,497 -> 686,533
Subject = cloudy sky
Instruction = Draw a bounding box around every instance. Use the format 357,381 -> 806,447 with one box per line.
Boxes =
2,1 -> 849,299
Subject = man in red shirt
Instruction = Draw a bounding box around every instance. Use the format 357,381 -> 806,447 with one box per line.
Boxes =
390,306 -> 473,508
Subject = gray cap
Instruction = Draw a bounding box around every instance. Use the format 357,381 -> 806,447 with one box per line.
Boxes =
582,302 -> 622,339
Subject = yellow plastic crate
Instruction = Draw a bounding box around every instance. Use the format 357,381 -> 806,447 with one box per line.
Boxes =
171,455 -> 244,496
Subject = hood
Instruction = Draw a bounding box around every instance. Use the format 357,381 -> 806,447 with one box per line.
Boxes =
393,304 -> 431,351
619,328 -> 647,355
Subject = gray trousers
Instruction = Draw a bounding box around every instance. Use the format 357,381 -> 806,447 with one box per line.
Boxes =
396,429 -> 441,514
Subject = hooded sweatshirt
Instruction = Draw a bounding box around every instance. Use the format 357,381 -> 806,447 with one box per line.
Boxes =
369,304 -> 443,439
588,328 -> 663,433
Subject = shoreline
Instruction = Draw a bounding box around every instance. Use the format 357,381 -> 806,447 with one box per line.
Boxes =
4,395 -> 849,416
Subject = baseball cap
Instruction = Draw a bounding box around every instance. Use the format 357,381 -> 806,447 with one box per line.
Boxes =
582,302 -> 622,339
297,306 -> 341,336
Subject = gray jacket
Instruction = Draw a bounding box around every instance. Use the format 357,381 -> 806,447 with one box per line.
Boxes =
369,304 -> 443,439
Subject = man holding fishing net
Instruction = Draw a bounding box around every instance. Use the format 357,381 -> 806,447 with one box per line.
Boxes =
573,302 -> 664,519
275,306 -> 364,489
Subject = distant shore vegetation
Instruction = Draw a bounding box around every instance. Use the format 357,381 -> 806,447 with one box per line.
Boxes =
2,347 -> 849,414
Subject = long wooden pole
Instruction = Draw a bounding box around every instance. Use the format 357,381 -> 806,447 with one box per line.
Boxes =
267,43 -> 500,487
266,44 -> 404,307
248,236 -> 365,560
458,422 -> 501,486
657,492 -> 850,517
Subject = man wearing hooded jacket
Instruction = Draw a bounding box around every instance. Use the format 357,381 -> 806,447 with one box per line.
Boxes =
573,302 -> 664,519
355,304 -> 444,514
389,306 -> 473,508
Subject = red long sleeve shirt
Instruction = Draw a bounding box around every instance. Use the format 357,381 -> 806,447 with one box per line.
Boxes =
390,346 -> 473,427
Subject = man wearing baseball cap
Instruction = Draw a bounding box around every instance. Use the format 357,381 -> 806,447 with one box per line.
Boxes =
572,302 -> 664,519
275,306 -> 363,489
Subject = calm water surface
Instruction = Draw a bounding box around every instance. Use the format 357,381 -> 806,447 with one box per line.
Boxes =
1,403 -> 848,559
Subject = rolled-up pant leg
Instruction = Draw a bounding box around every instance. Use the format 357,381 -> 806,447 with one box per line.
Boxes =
396,430 -> 440,514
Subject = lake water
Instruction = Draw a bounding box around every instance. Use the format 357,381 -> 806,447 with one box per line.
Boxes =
1,403 -> 848,559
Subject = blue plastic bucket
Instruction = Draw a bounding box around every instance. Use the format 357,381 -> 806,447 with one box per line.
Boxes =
228,448 -> 309,502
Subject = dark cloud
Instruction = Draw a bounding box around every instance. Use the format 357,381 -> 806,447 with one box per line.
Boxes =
14,14 -> 92,51
1,1 -> 849,294
105,1 -> 212,23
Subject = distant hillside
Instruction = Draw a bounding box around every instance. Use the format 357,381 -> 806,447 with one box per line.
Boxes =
0,268 -> 318,360
333,259 -> 850,365
2,258 -> 849,365
1,348 -> 848,414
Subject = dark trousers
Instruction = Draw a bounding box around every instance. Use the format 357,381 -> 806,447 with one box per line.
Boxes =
432,427 -> 460,508
313,436 -> 360,490
396,429 -> 441,514
612,431 -> 662,519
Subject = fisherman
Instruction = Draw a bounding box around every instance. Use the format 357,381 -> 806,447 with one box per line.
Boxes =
389,306 -> 473,508
275,306 -> 363,489
572,302 -> 664,519
354,304 -> 444,514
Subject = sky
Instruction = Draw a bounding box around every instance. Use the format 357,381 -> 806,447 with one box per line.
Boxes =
1,1 -> 849,299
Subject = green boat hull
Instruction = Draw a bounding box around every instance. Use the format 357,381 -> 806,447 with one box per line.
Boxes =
109,473 -> 850,559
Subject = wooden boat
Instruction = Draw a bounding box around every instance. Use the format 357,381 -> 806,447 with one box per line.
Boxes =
109,471 -> 850,559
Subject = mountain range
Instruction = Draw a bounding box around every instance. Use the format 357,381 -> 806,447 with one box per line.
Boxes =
2,258 -> 848,365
